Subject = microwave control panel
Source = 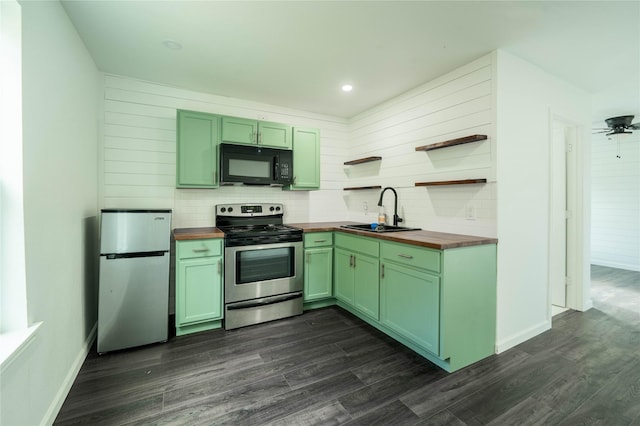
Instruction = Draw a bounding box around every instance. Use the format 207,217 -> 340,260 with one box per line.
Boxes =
280,163 -> 291,180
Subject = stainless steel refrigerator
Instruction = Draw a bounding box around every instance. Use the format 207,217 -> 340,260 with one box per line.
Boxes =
97,209 -> 172,353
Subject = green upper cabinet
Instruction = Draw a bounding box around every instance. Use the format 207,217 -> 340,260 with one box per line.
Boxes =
176,110 -> 221,188
287,127 -> 321,190
221,116 -> 292,149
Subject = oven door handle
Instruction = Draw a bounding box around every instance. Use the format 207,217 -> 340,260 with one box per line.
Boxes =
226,292 -> 303,310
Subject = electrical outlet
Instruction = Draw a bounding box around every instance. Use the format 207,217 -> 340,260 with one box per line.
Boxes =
465,204 -> 476,220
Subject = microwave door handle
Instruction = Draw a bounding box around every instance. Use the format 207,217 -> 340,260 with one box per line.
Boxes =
273,156 -> 280,181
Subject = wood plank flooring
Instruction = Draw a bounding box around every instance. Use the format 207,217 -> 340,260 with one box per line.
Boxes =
55,266 -> 640,425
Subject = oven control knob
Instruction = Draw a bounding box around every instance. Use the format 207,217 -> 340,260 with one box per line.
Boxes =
228,207 -> 233,213
269,206 -> 275,212
220,207 -> 226,213
275,206 -> 281,211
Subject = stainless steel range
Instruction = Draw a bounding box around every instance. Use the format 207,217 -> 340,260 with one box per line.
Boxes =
216,203 -> 303,330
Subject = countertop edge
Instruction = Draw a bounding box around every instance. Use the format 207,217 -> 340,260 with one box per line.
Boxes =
172,223 -> 498,249
288,222 -> 498,250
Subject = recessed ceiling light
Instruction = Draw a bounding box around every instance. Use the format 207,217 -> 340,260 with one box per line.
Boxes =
162,39 -> 182,50
341,84 -> 353,92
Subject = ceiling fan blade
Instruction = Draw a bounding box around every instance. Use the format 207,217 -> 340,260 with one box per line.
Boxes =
592,130 -> 610,134
629,123 -> 640,130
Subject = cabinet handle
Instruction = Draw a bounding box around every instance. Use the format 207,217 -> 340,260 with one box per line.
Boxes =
217,259 -> 221,274
381,263 -> 385,278
192,248 -> 210,253
349,254 -> 353,267
314,239 -> 327,243
258,131 -> 262,144
353,255 -> 356,268
397,254 -> 413,259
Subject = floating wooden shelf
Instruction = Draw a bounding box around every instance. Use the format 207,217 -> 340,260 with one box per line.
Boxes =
415,179 -> 487,187
415,134 -> 487,152
343,185 -> 382,191
344,156 -> 382,165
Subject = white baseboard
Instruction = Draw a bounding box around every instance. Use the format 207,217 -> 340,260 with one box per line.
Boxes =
495,319 -> 551,354
42,322 -> 97,426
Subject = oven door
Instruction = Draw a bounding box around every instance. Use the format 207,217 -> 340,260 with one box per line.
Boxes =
225,241 -> 303,303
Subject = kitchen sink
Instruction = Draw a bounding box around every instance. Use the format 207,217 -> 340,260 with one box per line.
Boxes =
340,223 -> 421,233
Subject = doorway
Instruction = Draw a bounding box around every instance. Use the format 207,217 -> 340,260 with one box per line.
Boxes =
549,118 -> 580,315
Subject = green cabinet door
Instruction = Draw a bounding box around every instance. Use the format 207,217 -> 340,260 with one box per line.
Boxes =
176,110 -> 220,188
176,256 -> 222,326
353,253 -> 379,321
221,116 -> 292,149
259,121 -> 292,149
221,116 -> 258,145
380,262 -> 440,355
303,247 -> 333,301
334,247 -> 354,304
288,127 -> 320,190
175,239 -> 223,336
334,235 -> 380,321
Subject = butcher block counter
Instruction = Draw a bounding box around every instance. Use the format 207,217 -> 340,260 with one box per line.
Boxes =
173,227 -> 224,240
287,222 -> 497,250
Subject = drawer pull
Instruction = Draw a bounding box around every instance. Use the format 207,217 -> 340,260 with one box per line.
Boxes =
192,248 -> 210,253
397,253 -> 413,259
314,239 -> 327,243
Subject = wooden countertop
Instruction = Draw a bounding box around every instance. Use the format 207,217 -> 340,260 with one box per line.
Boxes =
173,227 -> 225,240
288,222 -> 497,250
173,222 -> 498,250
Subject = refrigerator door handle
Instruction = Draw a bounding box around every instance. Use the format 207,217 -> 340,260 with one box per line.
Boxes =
104,251 -> 167,260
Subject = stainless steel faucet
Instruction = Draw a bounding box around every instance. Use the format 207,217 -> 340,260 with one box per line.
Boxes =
377,187 -> 403,226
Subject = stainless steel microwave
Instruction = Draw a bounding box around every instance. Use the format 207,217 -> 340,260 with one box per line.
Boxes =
220,143 -> 293,186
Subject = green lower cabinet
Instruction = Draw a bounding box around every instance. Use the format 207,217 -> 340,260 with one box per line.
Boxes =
303,247 -> 333,301
353,254 -> 379,320
175,239 -> 223,336
334,248 -> 355,305
334,243 -> 379,321
380,262 -> 440,355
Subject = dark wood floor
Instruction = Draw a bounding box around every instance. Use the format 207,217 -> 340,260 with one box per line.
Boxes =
55,266 -> 640,425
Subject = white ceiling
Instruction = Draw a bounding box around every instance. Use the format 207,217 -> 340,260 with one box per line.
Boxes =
61,1 -> 640,125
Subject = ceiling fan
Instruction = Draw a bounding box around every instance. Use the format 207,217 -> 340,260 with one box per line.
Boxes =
592,115 -> 640,135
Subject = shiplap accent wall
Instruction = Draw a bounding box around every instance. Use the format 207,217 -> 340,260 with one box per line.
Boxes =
101,74 -> 350,228
591,132 -> 640,271
344,55 -> 497,237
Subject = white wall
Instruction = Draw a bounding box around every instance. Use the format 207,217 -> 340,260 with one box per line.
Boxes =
101,75 -> 350,227
591,132 -> 640,271
345,55 -> 497,237
0,1 -> 99,425
494,50 -> 591,351
0,0 -> 27,334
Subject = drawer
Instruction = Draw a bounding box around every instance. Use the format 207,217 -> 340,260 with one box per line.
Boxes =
304,232 -> 333,248
177,239 -> 223,260
381,241 -> 441,273
335,232 -> 379,257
